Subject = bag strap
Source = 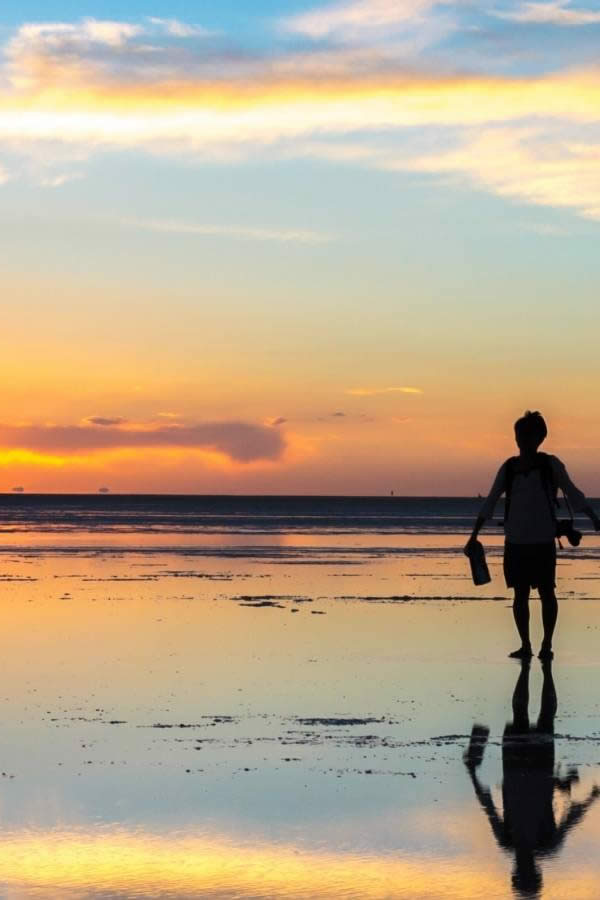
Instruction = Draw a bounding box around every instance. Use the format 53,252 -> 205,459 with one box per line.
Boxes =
537,452 -> 559,523
503,456 -> 517,523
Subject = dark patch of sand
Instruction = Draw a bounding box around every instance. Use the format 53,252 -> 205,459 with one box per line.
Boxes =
0,575 -> 37,582
142,716 -> 238,729
239,601 -> 285,608
334,594 -> 508,602
295,717 -> 386,726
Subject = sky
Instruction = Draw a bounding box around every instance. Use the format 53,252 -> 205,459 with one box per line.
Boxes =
1,0 -> 600,494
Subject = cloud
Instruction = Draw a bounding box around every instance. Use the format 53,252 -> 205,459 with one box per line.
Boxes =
2,17 -> 600,221
0,421 -> 286,463
5,19 -> 144,93
9,19 -> 142,56
148,18 -> 213,38
85,416 -> 128,426
39,172 -> 83,187
393,127 -> 600,221
521,221 -> 570,235
494,1 -> 600,26
283,0 -> 458,41
346,386 -> 424,396
270,417 -> 287,426
331,411 -> 346,416
120,217 -> 333,244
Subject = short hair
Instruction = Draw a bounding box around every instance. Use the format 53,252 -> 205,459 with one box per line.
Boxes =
514,410 -> 547,445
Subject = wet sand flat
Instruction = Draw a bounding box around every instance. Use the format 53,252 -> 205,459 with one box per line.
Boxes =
0,533 -> 600,897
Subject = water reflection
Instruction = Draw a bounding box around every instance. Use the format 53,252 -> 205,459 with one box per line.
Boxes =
465,660 -> 600,897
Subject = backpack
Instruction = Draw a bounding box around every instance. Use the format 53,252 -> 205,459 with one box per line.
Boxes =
503,452 -> 558,526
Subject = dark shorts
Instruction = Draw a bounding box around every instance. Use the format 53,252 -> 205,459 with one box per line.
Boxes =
504,541 -> 556,591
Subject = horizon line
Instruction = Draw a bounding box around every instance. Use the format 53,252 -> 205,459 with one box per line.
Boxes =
0,491 -> 516,499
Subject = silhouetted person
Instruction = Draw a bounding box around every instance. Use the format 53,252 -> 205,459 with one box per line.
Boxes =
464,660 -> 600,898
465,411 -> 600,658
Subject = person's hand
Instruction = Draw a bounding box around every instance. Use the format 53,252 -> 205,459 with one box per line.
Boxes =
464,536 -> 477,556
463,724 -> 489,769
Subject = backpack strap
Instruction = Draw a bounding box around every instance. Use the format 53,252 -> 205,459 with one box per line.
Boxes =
503,456 -> 518,523
537,452 -> 560,522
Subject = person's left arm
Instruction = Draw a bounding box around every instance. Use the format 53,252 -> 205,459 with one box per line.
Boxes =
551,457 -> 600,530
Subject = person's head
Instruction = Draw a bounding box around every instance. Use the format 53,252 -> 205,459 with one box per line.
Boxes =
514,411 -> 547,453
512,849 -> 542,897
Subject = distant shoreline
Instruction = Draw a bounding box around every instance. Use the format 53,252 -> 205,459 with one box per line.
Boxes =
0,492 -> 498,500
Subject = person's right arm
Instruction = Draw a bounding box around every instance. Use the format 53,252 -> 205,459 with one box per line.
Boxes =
464,462 -> 507,554
551,457 -> 600,530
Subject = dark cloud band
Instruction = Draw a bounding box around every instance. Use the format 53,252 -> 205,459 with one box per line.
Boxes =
0,422 -> 286,463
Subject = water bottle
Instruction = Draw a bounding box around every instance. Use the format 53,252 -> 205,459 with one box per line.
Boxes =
467,539 -> 491,586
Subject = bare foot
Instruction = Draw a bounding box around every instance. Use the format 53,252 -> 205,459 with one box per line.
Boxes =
508,646 -> 533,659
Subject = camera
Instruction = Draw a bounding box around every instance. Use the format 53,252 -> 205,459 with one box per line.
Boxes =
556,520 -> 582,547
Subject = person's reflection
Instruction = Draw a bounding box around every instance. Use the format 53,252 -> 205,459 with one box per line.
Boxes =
464,660 -> 600,898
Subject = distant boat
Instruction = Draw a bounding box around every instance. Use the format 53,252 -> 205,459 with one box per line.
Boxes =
98,487 -> 110,494
12,486 -> 24,493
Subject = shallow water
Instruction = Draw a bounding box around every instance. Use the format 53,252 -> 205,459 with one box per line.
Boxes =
0,526 -> 599,898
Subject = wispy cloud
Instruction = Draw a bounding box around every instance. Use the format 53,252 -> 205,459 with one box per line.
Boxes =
0,421 -> 286,463
393,127 -> 600,221
120,217 -> 334,244
521,221 -> 570,235
39,172 -> 83,188
2,17 -> 600,222
9,19 -> 143,56
494,1 -> 600,26
283,0 -> 458,41
346,387 -> 424,396
147,17 -> 214,38
84,416 -> 128,426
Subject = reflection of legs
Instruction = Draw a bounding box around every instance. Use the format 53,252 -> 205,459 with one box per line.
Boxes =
537,659 -> 557,733
538,586 -> 558,658
512,658 -> 531,731
510,586 -> 532,657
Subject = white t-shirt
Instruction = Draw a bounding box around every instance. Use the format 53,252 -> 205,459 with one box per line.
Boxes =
479,454 -> 587,544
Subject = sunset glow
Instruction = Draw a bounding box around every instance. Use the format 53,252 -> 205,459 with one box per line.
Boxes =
1,1 -> 599,493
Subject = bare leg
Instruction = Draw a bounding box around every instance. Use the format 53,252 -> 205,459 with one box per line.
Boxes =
509,586 -> 532,658
537,659 -> 557,732
538,585 -> 558,658
512,658 -> 531,729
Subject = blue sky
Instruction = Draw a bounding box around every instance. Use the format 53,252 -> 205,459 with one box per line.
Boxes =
0,1 -> 316,37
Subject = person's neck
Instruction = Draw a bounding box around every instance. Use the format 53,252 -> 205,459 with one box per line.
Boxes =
519,449 -> 539,463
